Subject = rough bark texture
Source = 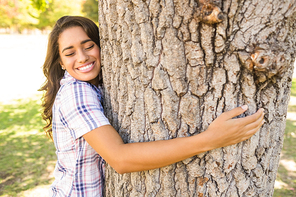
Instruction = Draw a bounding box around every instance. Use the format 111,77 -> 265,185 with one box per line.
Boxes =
99,0 -> 296,196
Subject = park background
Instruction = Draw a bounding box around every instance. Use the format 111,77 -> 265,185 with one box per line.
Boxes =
0,0 -> 295,196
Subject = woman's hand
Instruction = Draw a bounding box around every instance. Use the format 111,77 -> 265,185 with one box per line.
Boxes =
203,105 -> 264,150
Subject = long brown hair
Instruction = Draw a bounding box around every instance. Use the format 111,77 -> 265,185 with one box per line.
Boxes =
39,16 -> 101,139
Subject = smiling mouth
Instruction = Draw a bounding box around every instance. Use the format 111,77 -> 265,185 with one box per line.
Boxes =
78,62 -> 94,71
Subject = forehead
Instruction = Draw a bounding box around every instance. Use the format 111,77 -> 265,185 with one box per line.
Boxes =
58,26 -> 90,49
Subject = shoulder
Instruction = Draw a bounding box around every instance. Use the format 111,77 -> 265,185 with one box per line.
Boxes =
61,80 -> 96,94
59,71 -> 101,98
59,80 -> 101,104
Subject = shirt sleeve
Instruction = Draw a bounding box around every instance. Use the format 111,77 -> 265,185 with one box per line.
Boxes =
58,81 -> 110,140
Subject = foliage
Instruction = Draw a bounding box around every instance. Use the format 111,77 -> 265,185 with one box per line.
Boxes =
30,0 -> 52,11
0,96 -> 56,196
35,0 -> 83,30
0,1 -> 14,28
82,0 -> 98,22
0,0 -> 38,31
0,0 -> 84,32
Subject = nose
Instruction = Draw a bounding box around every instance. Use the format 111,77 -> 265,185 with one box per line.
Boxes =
77,49 -> 89,63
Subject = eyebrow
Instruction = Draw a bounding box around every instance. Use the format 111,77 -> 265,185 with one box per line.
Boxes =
61,39 -> 93,53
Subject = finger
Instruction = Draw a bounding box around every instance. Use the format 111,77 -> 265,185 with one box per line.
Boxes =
242,120 -> 264,141
222,105 -> 249,120
236,108 -> 264,126
243,113 -> 264,132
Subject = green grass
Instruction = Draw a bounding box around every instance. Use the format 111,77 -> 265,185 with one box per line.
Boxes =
0,96 -> 56,197
290,79 -> 296,97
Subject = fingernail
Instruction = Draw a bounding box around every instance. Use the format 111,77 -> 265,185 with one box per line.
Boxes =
241,105 -> 248,110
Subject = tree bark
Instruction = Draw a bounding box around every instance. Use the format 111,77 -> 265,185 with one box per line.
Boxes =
99,0 -> 296,196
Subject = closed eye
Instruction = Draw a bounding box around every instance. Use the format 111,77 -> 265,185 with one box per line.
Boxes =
86,44 -> 94,50
65,52 -> 74,57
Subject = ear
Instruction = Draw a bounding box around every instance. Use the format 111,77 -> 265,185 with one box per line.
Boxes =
60,61 -> 65,70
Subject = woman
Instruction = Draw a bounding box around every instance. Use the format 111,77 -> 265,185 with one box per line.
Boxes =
40,16 -> 264,196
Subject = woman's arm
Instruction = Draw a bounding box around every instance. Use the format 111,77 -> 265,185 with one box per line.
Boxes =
83,106 -> 264,174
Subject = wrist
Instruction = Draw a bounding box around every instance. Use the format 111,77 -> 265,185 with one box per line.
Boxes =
192,130 -> 218,154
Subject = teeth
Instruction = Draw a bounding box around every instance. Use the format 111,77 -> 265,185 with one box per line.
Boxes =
79,63 -> 93,70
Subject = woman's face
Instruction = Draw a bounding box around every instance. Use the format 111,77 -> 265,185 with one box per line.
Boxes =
58,26 -> 101,85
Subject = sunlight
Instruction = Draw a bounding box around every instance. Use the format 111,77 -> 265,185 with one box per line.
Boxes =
18,184 -> 51,197
288,96 -> 296,108
1,175 -> 14,186
280,159 -> 296,172
0,35 -> 47,103
274,179 -> 288,189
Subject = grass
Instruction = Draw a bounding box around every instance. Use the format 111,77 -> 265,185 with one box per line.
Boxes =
0,79 -> 296,196
291,79 -> 296,97
0,96 -> 56,197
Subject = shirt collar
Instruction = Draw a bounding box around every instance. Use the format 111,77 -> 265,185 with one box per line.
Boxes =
60,71 -> 77,86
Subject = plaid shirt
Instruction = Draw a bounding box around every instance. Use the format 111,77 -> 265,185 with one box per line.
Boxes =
49,71 -> 110,197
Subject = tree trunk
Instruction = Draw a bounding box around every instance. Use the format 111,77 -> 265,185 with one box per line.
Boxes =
99,0 -> 296,196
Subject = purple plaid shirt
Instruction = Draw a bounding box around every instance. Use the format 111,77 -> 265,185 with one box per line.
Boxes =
49,71 -> 110,197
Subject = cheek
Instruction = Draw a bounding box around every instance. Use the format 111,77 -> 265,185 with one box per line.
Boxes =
61,57 -> 74,67
94,47 -> 101,59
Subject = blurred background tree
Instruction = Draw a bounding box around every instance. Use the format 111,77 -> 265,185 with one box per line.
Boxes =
82,0 -> 98,22
0,0 -> 98,33
34,0 -> 84,30
0,0 -> 38,32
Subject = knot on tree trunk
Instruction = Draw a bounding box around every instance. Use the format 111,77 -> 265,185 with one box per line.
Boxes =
251,44 -> 292,83
197,0 -> 224,24
238,44 -> 292,83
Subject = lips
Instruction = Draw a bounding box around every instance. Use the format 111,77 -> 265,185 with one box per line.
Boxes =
77,62 -> 95,72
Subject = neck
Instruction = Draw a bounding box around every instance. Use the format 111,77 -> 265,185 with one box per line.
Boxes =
89,77 -> 99,87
